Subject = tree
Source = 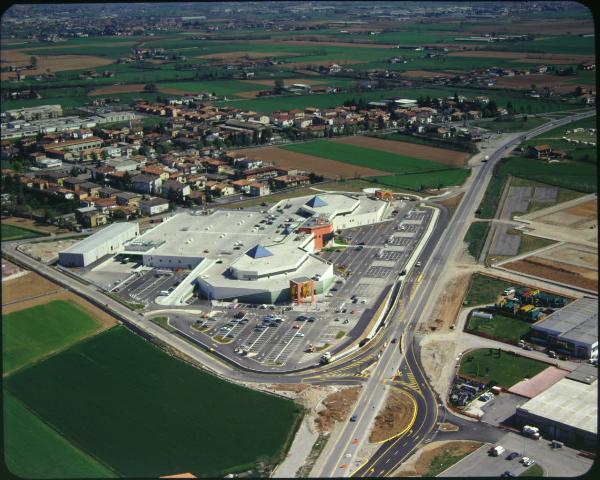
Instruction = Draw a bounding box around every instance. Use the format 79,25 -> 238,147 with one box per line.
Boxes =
91,151 -> 99,163
30,56 -> 37,67
100,149 -> 108,161
144,83 -> 157,92
574,86 -> 583,97
274,78 -> 284,94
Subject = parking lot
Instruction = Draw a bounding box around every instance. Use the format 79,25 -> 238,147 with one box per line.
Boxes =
115,267 -> 192,306
439,432 -> 593,477
162,203 -> 432,368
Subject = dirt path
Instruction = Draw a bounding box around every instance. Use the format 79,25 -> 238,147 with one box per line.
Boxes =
315,386 -> 362,432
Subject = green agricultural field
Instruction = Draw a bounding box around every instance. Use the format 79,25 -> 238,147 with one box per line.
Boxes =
476,116 -> 548,133
5,326 -> 302,478
3,300 -> 102,374
464,273 -> 517,306
4,392 -> 116,479
1,223 -> 47,241
464,221 -> 490,259
281,140 -> 449,173
466,312 -> 533,344
458,348 -> 548,388
498,157 -> 596,193
368,169 -> 470,191
373,132 -> 475,153
476,174 -> 508,219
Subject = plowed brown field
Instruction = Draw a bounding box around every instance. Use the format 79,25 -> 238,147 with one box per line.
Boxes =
494,74 -> 593,94
332,136 -> 470,167
88,83 -> 190,96
447,50 -> 594,64
241,146 -> 388,178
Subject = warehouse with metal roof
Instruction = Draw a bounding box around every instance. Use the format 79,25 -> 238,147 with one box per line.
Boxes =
530,297 -> 598,359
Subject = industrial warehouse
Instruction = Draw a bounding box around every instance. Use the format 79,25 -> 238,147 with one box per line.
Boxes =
59,192 -> 391,304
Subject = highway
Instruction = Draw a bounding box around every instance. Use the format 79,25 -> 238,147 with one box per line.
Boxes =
1,109 -> 594,477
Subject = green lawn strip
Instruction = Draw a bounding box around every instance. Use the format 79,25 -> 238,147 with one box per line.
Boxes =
3,300 -> 103,374
149,316 -> 175,333
335,331 -> 346,340
466,312 -> 533,344
1,223 -> 48,241
316,343 -> 331,352
508,177 -> 585,210
458,348 -> 548,388
520,463 -> 545,477
369,169 -> 470,191
105,292 -> 145,310
464,221 -> 491,259
425,443 -> 484,477
463,273 -> 516,306
3,391 -> 116,478
5,326 -> 303,478
476,174 -> 508,219
281,140 -> 449,173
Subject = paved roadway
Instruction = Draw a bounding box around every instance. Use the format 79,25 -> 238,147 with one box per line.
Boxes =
314,109 -> 596,478
1,109 -> 594,477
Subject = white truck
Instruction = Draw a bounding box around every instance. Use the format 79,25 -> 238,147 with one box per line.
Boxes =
320,352 -> 332,365
489,445 -> 506,456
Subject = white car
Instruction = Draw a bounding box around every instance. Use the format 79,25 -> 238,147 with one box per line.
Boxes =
295,333 -> 305,337
520,457 -> 535,467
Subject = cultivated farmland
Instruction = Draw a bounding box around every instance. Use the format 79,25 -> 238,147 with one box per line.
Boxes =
281,140 -> 450,173
4,391 -> 116,479
5,326 -> 302,478
1,223 -> 47,241
240,145 -> 388,178
2,300 -> 106,374
369,169 -> 470,191
333,135 -> 470,167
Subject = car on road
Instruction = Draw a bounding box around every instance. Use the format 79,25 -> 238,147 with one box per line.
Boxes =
293,325 -> 300,329
296,315 -> 307,321
506,452 -> 520,461
415,261 -> 421,267
391,338 -> 397,344
350,415 -> 357,422
307,316 -> 316,322
295,333 -> 305,337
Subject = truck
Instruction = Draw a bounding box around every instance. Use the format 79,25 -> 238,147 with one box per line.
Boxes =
320,352 -> 332,364
489,445 -> 506,456
522,425 -> 540,439
483,155 -> 490,162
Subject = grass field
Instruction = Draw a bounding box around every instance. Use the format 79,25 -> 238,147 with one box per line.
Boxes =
372,132 -> 475,153
1,223 -> 47,241
281,140 -> 449,174
2,300 -> 102,374
5,326 -> 302,477
516,233 -> 558,255
369,169 -> 470,191
464,273 -> 517,306
158,79 -> 270,98
476,116 -> 549,133
458,348 -> 548,388
476,174 -> 508,219
3,391 -> 116,479
520,463 -> 545,477
466,312 -> 533,344
464,221 -> 490,259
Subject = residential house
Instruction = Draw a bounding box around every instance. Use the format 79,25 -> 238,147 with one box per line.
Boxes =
139,197 -> 170,216
249,182 -> 270,197
116,192 -> 142,208
527,145 -> 552,158
163,179 -> 191,200
132,173 -> 162,194
272,175 -> 310,189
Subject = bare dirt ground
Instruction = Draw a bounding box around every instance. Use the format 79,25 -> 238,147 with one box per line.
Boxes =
369,388 -> 415,443
446,50 -> 594,64
494,74 -> 593,94
536,244 -> 597,271
1,216 -> 69,235
18,238 -> 80,264
333,136 -> 470,167
437,192 -> 465,212
1,49 -> 113,80
420,272 -> 472,334
536,199 -> 597,228
241,146 -> 389,178
564,199 -> 597,218
502,256 -> 597,292
1,259 -> 25,279
391,440 -> 482,477
2,272 -> 118,329
315,386 -> 362,432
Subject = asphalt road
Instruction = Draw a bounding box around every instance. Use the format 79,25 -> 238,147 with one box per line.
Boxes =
1,109 -> 594,477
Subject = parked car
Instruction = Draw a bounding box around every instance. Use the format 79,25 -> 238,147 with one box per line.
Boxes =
506,452 -> 520,461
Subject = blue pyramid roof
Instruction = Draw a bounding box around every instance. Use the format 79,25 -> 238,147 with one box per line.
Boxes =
305,195 -> 328,208
246,244 -> 273,259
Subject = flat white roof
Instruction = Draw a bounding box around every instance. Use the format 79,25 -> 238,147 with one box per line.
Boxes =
61,222 -> 138,255
533,297 -> 598,347
517,378 -> 597,435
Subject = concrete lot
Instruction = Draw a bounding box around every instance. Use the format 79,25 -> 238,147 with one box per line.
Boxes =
480,393 -> 528,427
439,431 -> 593,477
